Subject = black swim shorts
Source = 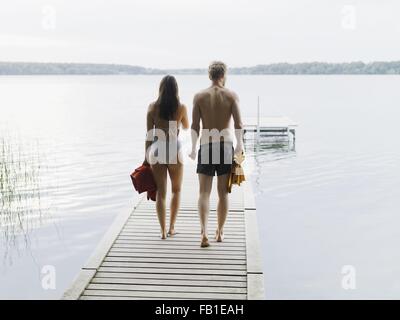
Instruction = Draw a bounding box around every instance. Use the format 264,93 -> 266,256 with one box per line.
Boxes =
196,141 -> 233,176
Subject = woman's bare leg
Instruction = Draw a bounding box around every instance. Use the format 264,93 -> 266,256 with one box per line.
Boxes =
151,163 -> 168,239
216,173 -> 229,242
167,163 -> 183,235
198,173 -> 213,247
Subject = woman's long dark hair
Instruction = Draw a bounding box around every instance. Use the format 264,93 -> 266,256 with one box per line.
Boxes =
156,75 -> 180,121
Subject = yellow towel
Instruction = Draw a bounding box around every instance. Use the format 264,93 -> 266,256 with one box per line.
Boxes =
228,152 -> 246,193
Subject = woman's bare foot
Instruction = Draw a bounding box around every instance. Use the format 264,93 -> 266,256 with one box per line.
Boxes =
161,230 -> 167,239
200,235 -> 210,248
215,230 -> 224,242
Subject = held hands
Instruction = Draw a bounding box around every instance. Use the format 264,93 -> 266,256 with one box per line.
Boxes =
189,149 -> 197,160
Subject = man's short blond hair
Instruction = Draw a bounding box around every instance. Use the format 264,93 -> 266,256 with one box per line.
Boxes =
208,61 -> 227,81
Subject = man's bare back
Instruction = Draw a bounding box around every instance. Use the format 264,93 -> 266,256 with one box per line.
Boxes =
194,86 -> 236,131
192,85 -> 243,143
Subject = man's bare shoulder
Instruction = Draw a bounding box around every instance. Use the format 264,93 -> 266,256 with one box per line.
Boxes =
194,89 -> 210,102
222,87 -> 239,101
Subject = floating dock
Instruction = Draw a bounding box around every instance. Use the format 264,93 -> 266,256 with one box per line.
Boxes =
62,164 -> 264,300
243,116 -> 298,141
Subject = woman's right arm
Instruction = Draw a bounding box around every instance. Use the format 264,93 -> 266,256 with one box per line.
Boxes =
144,104 -> 154,165
180,104 -> 190,130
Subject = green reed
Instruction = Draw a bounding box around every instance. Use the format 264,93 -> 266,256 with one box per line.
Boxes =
0,132 -> 48,262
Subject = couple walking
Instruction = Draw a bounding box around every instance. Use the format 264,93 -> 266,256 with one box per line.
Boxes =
143,61 -> 243,247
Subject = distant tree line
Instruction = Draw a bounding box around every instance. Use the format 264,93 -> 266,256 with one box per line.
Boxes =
0,62 -> 155,75
232,61 -> 400,75
1,61 -> 400,75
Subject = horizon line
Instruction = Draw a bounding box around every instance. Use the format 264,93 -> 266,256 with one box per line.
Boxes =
1,60 -> 400,70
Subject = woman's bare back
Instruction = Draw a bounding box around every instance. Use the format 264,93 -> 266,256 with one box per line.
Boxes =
149,103 -> 189,135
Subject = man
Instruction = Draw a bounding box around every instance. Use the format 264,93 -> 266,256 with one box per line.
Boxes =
190,61 -> 244,247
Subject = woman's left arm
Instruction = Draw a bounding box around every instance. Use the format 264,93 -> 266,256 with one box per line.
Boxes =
144,104 -> 154,165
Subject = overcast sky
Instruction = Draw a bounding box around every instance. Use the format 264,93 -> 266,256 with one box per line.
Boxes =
0,0 -> 399,68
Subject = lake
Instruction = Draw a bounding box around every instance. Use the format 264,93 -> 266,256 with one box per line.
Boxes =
0,75 -> 399,299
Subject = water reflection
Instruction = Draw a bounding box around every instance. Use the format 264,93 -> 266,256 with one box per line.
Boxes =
0,130 -> 49,263
244,135 -> 297,195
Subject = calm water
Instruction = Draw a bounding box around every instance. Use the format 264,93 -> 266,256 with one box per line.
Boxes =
0,75 -> 399,299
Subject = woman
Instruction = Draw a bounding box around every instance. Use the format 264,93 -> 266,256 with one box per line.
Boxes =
144,75 -> 189,239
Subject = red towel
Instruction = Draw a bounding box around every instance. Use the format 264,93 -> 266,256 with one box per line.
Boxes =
130,164 -> 157,201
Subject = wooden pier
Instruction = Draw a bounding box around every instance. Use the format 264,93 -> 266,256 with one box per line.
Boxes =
62,164 -> 264,300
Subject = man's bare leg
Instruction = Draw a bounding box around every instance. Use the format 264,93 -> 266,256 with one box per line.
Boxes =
216,173 -> 229,242
167,163 -> 183,236
198,173 -> 213,247
151,163 -> 168,239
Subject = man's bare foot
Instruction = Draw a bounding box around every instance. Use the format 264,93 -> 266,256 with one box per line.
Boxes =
215,230 -> 224,242
167,229 -> 177,236
200,236 -> 210,248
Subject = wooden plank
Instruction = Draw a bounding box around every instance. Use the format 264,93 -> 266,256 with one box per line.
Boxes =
130,217 -> 244,222
128,220 -> 244,226
98,266 -> 247,276
130,216 -> 245,221
135,207 -> 243,212
123,222 -> 244,228
243,183 -> 265,299
126,223 -> 244,228
108,250 -> 246,259
123,225 -> 245,232
119,230 -> 245,236
131,211 -> 244,216
244,182 -> 256,210
121,229 -> 246,235
120,228 -> 246,236
124,223 -> 245,229
138,207 -> 244,210
141,202 -> 243,206
115,236 -> 245,245
135,202 -> 244,207
113,239 -> 246,248
82,289 -> 246,300
100,261 -> 246,270
128,215 -> 245,221
117,235 -> 245,242
61,269 -> 96,300
125,221 -> 245,227
111,243 -> 245,252
119,232 -> 246,240
104,256 -> 246,265
127,220 -> 244,225
94,272 -> 247,283
247,274 -> 265,300
139,200 -> 244,204
244,209 -> 263,274
87,283 -> 246,294
91,277 -> 247,288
